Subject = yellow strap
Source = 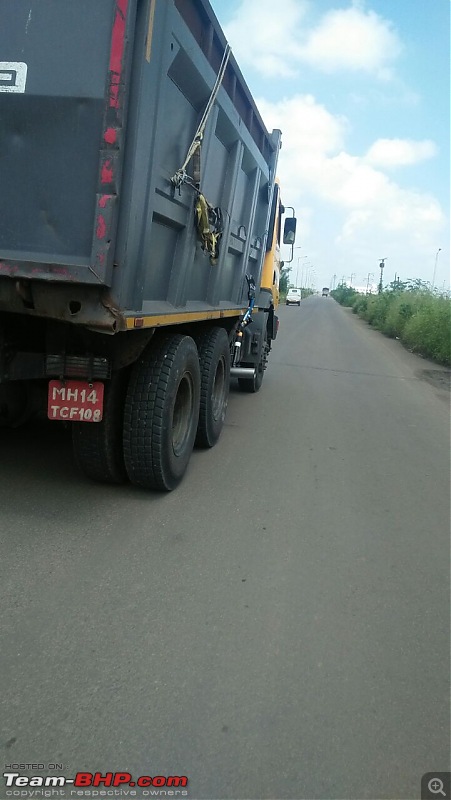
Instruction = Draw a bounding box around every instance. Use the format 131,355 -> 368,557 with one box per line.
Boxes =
195,194 -> 221,264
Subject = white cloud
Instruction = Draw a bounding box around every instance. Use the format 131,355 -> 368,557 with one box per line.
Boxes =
223,0 -> 308,78
215,1 -> 448,287
223,0 -> 403,79
259,94 -> 347,155
257,95 -> 446,284
318,152 -> 392,208
365,138 -> 438,168
349,85 -> 421,109
338,187 -> 443,237
300,6 -> 403,77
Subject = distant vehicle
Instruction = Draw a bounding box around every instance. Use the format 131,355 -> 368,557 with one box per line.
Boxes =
322,287 -> 330,297
286,288 -> 302,306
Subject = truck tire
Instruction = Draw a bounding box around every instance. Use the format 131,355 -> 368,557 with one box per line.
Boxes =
238,341 -> 267,394
72,370 -> 128,484
195,327 -> 230,448
123,334 -> 200,491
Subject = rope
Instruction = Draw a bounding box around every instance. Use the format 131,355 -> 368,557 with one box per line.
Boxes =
171,44 -> 231,189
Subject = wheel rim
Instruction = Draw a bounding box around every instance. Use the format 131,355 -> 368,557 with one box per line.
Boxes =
211,357 -> 226,421
172,373 -> 194,456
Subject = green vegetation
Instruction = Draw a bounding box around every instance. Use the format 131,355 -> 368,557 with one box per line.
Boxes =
331,282 -> 451,367
279,264 -> 291,296
331,285 -> 358,307
280,263 -> 315,300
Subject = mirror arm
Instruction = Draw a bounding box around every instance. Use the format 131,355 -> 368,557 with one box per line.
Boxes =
285,244 -> 294,264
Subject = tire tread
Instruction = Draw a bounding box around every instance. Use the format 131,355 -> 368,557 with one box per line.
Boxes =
123,334 -> 199,490
195,327 -> 230,448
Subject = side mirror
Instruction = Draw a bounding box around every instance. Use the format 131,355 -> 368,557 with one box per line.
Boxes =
283,217 -> 297,245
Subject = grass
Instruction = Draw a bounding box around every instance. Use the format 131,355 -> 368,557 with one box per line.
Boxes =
331,286 -> 451,367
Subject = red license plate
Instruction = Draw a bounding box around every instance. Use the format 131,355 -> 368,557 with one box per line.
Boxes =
47,380 -> 104,422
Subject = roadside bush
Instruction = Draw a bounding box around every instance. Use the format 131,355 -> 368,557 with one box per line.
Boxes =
402,296 -> 451,366
331,286 -> 357,306
352,294 -> 368,315
335,282 -> 450,367
361,293 -> 396,329
382,292 -> 427,338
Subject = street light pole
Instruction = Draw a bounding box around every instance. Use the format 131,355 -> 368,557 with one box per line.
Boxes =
306,268 -> 315,291
432,248 -> 442,289
378,258 -> 387,293
301,262 -> 311,287
296,255 -> 307,286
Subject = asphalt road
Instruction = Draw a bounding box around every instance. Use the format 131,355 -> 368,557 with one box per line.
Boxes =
1,296 -> 450,800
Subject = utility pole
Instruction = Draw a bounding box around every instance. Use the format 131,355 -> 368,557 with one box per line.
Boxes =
332,274 -> 337,289
296,255 -> 307,286
378,258 -> 387,293
432,248 -> 441,289
366,273 -> 374,294
349,273 -> 356,287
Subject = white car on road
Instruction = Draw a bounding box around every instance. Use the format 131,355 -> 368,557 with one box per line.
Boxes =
286,288 -> 302,306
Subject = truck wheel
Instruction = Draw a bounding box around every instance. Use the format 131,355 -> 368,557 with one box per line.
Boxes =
123,334 -> 200,491
195,327 -> 230,448
72,370 -> 128,484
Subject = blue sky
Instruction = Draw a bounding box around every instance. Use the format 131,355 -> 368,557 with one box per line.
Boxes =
210,0 -> 449,292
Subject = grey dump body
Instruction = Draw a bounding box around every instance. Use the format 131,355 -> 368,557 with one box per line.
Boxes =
0,0 -> 280,330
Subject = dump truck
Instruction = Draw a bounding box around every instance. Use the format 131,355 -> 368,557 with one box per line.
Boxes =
0,0 -> 296,490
